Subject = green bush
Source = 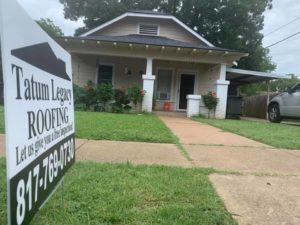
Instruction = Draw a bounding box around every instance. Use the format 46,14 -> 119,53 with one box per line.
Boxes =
111,89 -> 131,113
73,84 -> 86,110
95,83 -> 114,111
127,85 -> 145,112
202,91 -> 218,118
84,81 -> 97,111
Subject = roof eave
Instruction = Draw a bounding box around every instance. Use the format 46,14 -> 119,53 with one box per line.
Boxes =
58,36 -> 247,55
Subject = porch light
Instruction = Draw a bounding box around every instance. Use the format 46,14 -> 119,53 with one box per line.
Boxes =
124,64 -> 132,75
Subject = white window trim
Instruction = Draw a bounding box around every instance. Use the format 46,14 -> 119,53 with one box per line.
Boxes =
155,67 -> 175,101
95,63 -> 115,86
176,69 -> 199,111
137,23 -> 160,36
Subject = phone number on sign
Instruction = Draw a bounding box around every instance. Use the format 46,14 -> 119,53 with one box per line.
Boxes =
11,136 -> 75,225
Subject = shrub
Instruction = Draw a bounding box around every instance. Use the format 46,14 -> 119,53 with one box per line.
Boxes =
111,89 -> 132,113
95,83 -> 114,111
83,81 -> 97,111
73,84 -> 86,110
202,91 -> 218,118
127,85 -> 145,112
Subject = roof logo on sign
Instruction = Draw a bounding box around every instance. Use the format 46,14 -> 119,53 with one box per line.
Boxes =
11,42 -> 71,81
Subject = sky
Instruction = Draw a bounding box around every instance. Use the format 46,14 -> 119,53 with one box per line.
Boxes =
18,0 -> 300,76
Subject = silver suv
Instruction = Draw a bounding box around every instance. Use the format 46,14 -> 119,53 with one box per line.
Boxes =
268,82 -> 300,123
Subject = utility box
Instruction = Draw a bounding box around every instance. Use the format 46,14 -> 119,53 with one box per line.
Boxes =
226,96 -> 242,118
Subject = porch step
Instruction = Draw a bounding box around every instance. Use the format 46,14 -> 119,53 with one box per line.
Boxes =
154,111 -> 186,118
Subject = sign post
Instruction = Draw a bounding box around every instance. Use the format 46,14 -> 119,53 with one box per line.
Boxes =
0,0 -> 75,224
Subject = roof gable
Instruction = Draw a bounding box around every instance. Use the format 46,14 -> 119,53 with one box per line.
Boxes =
80,12 -> 214,47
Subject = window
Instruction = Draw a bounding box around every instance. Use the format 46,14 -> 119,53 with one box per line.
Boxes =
138,24 -> 159,36
156,69 -> 172,100
293,83 -> 300,92
98,65 -> 113,85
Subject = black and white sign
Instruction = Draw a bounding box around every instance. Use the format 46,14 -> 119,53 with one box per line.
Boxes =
0,0 -> 75,224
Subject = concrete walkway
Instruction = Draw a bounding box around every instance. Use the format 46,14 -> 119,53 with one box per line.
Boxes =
0,135 -> 190,167
76,139 -> 190,167
158,115 -> 300,225
159,116 -> 300,175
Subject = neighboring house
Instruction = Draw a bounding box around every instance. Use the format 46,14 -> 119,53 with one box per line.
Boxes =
57,10 -> 284,119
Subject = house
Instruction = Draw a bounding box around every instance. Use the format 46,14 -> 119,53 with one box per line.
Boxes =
57,10 -> 285,119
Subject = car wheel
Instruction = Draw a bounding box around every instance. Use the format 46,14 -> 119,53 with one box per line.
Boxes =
268,103 -> 282,123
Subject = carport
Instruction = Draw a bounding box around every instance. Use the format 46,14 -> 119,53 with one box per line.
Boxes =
225,68 -> 287,118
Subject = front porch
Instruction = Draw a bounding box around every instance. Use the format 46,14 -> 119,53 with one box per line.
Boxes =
71,53 -> 229,117
57,35 -> 247,118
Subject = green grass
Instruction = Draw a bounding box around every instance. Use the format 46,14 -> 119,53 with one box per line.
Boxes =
193,117 -> 300,149
0,159 -> 236,225
0,106 -> 4,133
0,106 -> 177,143
75,111 -> 177,143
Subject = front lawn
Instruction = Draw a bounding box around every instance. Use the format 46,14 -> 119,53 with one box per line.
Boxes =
75,111 -> 177,143
194,117 -> 300,149
0,106 -> 177,143
0,159 -> 236,225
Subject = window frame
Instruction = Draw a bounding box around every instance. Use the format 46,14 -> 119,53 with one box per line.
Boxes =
155,67 -> 174,101
96,63 -> 115,86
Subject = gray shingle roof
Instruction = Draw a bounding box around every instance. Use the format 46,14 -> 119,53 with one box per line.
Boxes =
129,10 -> 171,16
60,34 -> 241,53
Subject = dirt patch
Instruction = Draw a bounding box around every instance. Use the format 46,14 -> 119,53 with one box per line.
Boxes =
210,174 -> 300,225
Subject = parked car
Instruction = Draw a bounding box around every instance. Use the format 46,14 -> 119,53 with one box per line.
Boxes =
268,82 -> 300,122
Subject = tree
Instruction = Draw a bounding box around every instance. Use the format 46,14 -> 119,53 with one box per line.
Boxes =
240,74 -> 299,96
59,0 -> 274,72
270,74 -> 299,92
36,18 -> 64,38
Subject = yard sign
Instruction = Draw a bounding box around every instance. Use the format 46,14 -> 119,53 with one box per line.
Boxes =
0,0 -> 75,224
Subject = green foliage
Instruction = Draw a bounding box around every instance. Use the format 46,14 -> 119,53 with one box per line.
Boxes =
194,117 -> 300,150
240,74 -> 299,96
83,80 -> 97,111
269,74 -> 299,92
36,18 -> 64,38
73,84 -> 86,110
95,83 -> 114,110
59,0 -> 275,71
0,106 -> 4,133
202,92 -> 218,118
127,85 -> 145,112
111,89 -> 132,113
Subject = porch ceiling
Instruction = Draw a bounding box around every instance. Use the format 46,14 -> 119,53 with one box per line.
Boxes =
56,35 -> 248,64
226,68 -> 288,85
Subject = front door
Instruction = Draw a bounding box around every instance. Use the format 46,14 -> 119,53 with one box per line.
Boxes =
178,74 -> 195,110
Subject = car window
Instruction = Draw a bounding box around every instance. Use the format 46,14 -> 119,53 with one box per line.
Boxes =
293,84 -> 300,92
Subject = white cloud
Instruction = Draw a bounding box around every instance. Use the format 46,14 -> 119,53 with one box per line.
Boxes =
262,0 -> 300,75
18,0 -> 84,36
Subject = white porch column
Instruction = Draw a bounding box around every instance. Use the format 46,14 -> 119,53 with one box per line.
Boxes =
142,58 -> 156,112
215,64 -> 230,119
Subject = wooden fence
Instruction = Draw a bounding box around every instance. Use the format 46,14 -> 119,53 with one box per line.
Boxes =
242,93 -> 278,119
